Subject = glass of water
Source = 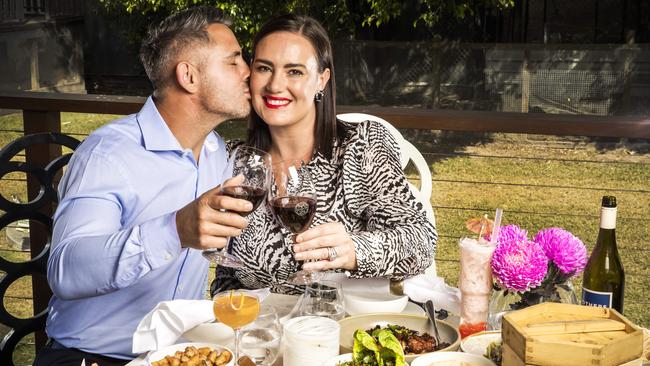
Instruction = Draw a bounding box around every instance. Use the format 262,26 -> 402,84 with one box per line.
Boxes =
299,280 -> 345,321
239,304 -> 282,366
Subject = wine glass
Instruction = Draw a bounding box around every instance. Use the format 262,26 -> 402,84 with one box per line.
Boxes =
299,280 -> 346,320
269,159 -> 318,285
239,304 -> 282,365
203,145 -> 272,268
213,290 -> 260,362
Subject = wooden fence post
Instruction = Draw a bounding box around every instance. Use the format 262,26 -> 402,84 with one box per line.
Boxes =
22,110 -> 61,351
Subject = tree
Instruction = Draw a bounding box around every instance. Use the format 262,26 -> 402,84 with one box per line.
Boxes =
98,0 -> 517,45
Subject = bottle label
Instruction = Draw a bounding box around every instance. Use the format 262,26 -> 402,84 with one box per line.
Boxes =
582,288 -> 613,308
600,207 -> 617,229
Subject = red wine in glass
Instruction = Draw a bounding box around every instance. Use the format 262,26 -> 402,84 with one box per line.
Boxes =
202,146 -> 271,268
270,159 -> 318,285
222,186 -> 268,215
270,196 -> 316,233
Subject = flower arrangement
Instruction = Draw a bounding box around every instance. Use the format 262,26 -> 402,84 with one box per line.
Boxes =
491,224 -> 588,310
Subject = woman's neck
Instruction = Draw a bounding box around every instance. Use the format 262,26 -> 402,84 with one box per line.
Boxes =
268,123 -> 315,163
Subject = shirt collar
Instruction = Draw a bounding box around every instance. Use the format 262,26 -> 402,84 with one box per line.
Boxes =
203,132 -> 220,153
137,97 -> 183,152
136,96 -> 220,154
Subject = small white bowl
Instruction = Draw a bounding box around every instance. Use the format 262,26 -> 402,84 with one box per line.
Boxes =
411,351 -> 496,366
324,353 -> 353,366
343,291 -> 409,315
460,331 -> 501,356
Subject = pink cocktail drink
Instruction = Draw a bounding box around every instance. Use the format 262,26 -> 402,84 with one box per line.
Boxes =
459,237 -> 495,338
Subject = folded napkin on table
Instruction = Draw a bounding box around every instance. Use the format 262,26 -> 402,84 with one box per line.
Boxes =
132,288 -> 270,354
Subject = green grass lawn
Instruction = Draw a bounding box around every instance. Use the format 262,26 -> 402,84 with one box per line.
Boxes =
1,113 -> 649,365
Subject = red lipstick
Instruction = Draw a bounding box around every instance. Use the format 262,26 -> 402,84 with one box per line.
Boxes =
263,95 -> 291,109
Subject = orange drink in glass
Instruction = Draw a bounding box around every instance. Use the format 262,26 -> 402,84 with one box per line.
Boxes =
213,290 -> 260,361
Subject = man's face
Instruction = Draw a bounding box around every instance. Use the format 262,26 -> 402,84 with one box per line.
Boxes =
197,24 -> 251,121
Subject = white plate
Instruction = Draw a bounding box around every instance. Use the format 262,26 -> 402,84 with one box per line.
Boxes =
411,351 -> 496,366
182,322 -> 235,347
147,342 -> 234,366
344,291 -> 409,315
460,331 -> 501,356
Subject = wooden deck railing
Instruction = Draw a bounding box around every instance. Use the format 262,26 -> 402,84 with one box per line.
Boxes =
2,91 -> 650,138
0,91 -> 649,362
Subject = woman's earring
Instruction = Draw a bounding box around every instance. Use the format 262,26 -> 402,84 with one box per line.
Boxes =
314,89 -> 324,103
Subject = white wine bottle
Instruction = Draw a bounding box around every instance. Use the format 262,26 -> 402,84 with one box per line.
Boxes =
582,196 -> 625,313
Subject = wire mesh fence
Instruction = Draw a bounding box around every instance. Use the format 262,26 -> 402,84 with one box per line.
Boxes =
333,41 -> 650,116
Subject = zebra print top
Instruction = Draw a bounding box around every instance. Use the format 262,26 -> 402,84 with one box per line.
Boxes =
211,120 -> 438,295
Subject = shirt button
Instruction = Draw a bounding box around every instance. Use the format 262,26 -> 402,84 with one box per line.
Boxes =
164,251 -> 172,261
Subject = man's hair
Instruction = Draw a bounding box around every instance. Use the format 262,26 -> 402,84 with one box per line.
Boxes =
248,14 -> 339,160
139,6 -> 231,91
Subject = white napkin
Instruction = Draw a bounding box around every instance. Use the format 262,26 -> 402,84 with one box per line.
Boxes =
132,299 -> 214,354
403,273 -> 461,315
132,289 -> 271,354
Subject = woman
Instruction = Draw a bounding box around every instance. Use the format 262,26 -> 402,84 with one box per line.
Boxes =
212,14 -> 437,295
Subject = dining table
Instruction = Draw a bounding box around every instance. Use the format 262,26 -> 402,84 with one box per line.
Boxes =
125,291 -> 460,366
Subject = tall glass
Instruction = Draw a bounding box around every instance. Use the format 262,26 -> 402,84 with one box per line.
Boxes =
203,145 -> 272,268
213,290 -> 260,362
459,237 -> 496,338
269,159 -> 318,285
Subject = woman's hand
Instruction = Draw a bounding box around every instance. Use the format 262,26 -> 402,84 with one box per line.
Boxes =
293,222 -> 357,271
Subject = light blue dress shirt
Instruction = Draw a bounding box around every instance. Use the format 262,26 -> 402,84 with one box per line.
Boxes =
45,97 -> 229,359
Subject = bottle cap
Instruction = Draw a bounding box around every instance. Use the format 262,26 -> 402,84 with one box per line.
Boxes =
601,195 -> 617,208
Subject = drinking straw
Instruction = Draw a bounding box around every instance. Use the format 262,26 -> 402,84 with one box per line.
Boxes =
477,214 -> 489,242
490,208 -> 503,244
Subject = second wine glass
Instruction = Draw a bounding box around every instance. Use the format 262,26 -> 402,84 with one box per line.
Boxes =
203,145 -> 272,268
269,159 -> 318,285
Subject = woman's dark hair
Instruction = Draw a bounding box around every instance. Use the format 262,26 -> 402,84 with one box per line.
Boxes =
248,14 -> 338,160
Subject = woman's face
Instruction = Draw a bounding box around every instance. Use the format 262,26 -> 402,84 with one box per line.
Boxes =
250,31 -> 330,131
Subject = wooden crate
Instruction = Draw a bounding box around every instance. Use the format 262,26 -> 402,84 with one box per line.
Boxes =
502,303 -> 643,366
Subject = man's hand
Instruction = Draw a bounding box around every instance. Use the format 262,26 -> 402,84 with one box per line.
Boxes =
175,175 -> 253,250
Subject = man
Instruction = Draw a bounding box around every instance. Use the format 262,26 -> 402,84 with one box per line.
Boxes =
34,7 -> 251,366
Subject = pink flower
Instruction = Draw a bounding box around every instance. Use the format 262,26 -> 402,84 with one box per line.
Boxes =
496,224 -> 529,245
534,228 -> 587,275
492,239 -> 548,292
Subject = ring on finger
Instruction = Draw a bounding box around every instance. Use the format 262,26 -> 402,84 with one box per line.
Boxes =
327,246 -> 338,261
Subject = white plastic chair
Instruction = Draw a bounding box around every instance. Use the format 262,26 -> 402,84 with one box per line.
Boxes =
337,113 -> 436,276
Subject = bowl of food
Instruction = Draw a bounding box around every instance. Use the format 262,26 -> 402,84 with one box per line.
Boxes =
147,342 -> 234,366
411,351 -> 496,366
339,313 -> 460,363
343,291 -> 409,315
